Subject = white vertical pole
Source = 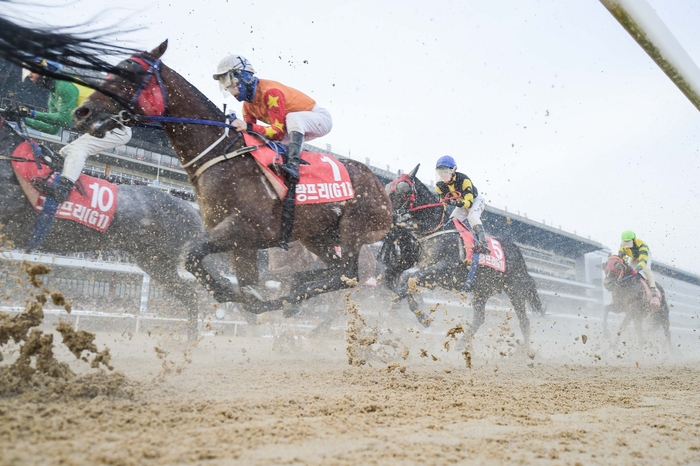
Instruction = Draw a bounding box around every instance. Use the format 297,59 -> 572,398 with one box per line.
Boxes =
139,273 -> 150,315
600,0 -> 700,111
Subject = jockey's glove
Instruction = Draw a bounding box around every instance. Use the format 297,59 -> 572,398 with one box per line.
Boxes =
3,105 -> 32,121
447,199 -> 465,208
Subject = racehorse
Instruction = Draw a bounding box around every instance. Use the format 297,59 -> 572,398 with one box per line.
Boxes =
602,255 -> 671,347
0,118 -> 207,338
381,164 -> 543,350
72,41 -> 392,314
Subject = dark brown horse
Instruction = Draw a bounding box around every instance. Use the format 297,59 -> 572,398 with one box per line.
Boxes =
603,255 -> 672,347
381,165 -> 543,351
73,41 -> 392,314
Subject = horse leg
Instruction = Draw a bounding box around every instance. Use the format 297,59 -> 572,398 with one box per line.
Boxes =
509,294 -> 531,349
602,303 -> 614,339
135,257 -> 202,342
614,313 -> 633,346
457,291 -> 488,351
227,248 -> 264,321
184,225 -> 252,304
633,315 -> 645,348
395,263 -> 458,327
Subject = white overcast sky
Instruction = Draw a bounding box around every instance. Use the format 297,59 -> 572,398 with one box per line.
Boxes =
10,0 -> 700,274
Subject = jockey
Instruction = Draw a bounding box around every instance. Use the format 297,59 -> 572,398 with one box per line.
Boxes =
212,54 -> 333,182
435,155 -> 490,255
618,230 -> 660,305
17,58 -> 132,203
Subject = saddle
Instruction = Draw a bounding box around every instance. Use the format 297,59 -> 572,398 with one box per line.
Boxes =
11,140 -> 118,233
637,276 -> 661,307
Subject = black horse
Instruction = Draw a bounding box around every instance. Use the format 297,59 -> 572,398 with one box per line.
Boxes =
602,255 -> 672,347
381,164 -> 543,350
0,119 -> 208,338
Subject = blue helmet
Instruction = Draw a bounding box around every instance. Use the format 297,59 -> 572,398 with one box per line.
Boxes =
22,57 -> 63,81
31,57 -> 63,73
436,155 -> 456,170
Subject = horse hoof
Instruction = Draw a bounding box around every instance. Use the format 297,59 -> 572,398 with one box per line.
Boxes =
284,306 -> 301,318
417,313 -> 431,328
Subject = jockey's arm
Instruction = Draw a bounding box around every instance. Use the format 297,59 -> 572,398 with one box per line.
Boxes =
243,88 -> 288,141
457,177 -> 474,209
23,80 -> 78,135
634,240 -> 650,269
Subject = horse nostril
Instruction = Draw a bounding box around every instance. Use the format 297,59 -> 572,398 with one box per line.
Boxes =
74,107 -> 90,120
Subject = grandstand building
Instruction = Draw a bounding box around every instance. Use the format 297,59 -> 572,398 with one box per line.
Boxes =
1,59 -> 698,335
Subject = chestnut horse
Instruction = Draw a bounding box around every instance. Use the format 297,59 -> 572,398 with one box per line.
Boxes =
73,41 -> 392,314
603,255 -> 672,347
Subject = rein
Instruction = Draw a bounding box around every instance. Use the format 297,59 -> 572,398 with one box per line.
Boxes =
108,54 -> 285,181
391,174 -> 460,235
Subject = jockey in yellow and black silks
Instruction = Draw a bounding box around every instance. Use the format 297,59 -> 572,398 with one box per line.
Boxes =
618,230 -> 660,305
435,155 -> 490,255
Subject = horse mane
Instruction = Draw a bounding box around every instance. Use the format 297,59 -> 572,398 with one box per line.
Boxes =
166,65 -> 223,119
412,176 -> 438,203
0,4 -> 137,90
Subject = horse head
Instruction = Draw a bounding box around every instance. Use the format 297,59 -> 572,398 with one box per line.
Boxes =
74,41 -> 170,138
385,163 -> 446,234
386,173 -> 415,219
603,254 -> 631,291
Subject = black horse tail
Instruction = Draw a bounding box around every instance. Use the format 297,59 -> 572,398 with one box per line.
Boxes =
502,238 -> 546,316
0,8 -> 138,94
379,225 -> 421,291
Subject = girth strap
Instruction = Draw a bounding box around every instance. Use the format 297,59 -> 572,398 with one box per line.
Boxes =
189,145 -> 260,182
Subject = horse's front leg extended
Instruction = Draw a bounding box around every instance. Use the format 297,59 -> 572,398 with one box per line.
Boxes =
184,225 -> 251,303
633,316 -> 645,348
613,313 -> 633,346
397,262 -> 457,327
602,303 -> 614,339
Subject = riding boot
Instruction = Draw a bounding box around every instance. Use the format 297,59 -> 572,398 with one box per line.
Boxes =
32,177 -> 74,204
279,186 -> 296,251
650,287 -> 661,307
473,224 -> 491,255
278,131 -> 304,182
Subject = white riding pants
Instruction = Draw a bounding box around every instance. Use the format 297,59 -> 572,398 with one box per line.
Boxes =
283,105 -> 333,142
450,194 -> 486,229
629,257 -> 655,288
60,126 -> 132,182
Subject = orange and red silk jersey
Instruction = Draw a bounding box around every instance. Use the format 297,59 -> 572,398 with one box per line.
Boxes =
242,79 -> 316,140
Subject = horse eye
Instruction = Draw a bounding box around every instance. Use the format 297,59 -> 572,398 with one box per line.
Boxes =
74,107 -> 89,118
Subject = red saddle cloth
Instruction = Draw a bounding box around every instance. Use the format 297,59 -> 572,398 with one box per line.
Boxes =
11,141 -> 118,232
453,219 -> 506,273
243,133 -> 355,204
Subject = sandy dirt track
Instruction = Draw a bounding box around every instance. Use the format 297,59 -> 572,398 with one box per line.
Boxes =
1,263 -> 700,466
2,325 -> 700,466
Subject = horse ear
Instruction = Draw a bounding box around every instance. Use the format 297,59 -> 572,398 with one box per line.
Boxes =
407,164 -> 420,179
150,40 -> 169,59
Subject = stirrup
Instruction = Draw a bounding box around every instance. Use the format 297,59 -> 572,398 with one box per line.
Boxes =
275,163 -> 299,181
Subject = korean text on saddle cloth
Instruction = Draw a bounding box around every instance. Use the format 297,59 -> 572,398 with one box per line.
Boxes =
11,141 -> 118,232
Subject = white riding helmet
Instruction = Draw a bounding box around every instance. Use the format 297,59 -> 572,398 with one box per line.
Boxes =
213,54 -> 256,79
213,54 -> 256,94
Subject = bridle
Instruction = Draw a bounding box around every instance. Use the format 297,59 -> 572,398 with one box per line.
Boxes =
604,256 -> 635,283
87,53 -> 266,181
387,174 -> 461,235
